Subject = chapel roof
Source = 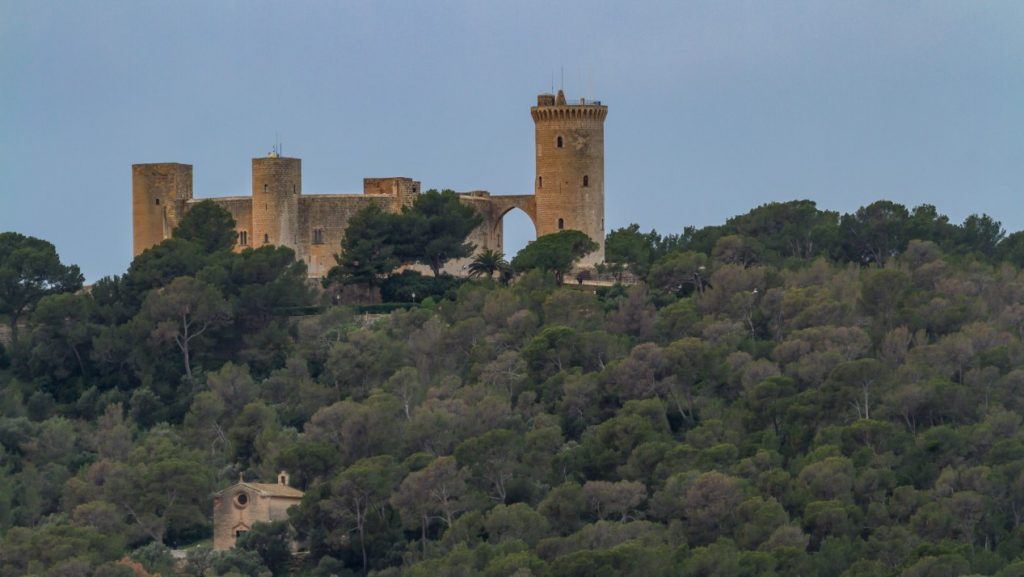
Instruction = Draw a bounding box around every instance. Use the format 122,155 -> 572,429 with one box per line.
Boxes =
216,481 -> 304,499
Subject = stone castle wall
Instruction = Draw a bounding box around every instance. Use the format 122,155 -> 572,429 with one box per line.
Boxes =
131,91 -> 607,276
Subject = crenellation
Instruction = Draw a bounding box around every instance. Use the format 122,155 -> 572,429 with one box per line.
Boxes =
132,90 -> 607,276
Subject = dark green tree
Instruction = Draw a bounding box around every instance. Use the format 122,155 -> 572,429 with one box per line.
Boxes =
397,189 -> 483,276
511,230 -> 598,284
0,232 -> 83,342
998,231 -> 1024,268
327,204 -> 400,288
605,224 -> 661,278
839,200 -> 910,266
467,249 -> 509,279
956,213 -> 1004,258
726,200 -> 840,260
137,276 -> 230,379
172,200 -> 238,253
328,455 -> 403,574
236,520 -> 294,576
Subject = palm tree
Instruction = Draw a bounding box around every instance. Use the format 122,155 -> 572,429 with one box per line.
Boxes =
468,249 -> 509,279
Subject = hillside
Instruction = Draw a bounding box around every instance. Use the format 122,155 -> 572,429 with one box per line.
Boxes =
5,199 -> 1024,577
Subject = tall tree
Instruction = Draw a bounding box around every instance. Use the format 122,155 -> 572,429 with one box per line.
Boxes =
397,189 -> 483,276
605,224 -> 661,278
0,232 -> 83,342
390,456 -> 467,554
172,200 -> 238,253
839,200 -> 910,266
511,230 -> 598,284
138,276 -> 230,379
26,293 -> 97,393
328,456 -> 403,574
726,200 -> 840,260
327,204 -> 400,288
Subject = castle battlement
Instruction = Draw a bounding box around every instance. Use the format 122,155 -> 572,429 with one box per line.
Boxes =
132,91 -> 607,276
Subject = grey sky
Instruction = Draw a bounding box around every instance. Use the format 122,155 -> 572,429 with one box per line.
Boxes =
1,1 -> 1021,281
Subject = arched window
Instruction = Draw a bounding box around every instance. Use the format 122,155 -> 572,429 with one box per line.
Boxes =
313,228 -> 324,244
583,175 -> 589,187
154,198 -> 160,205
558,218 -> 564,230
263,233 -> 269,244
537,176 -> 542,189
556,136 -> 563,148
239,231 -> 248,246
264,184 -> 268,192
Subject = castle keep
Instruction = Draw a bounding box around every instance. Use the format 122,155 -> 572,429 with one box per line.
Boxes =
132,91 -> 607,276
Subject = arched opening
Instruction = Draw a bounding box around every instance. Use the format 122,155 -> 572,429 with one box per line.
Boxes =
499,207 -> 535,262
558,218 -> 565,230
556,135 -> 563,148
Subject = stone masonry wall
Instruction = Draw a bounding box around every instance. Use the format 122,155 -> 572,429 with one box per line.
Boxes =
212,486 -> 301,550
252,157 -> 301,257
299,195 -> 392,278
132,163 -> 193,257
194,197 -> 253,252
532,93 -> 607,267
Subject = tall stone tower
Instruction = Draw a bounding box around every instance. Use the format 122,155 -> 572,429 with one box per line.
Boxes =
531,89 -> 607,266
252,154 -> 301,254
132,163 -> 193,257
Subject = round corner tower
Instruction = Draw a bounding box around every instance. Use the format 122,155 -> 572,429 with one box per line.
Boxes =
532,89 -> 607,266
252,154 -> 301,253
132,162 -> 193,257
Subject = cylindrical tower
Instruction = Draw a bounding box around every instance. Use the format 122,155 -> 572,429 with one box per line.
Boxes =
132,162 -> 193,257
252,154 -> 301,253
532,90 -> 607,267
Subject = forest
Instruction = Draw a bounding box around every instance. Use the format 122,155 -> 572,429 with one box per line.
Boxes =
7,196 -> 1024,576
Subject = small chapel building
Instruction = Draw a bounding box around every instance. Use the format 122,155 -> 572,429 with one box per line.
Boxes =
213,471 -> 304,550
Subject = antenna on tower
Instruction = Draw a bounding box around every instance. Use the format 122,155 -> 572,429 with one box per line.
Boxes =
550,69 -> 554,94
560,66 -> 564,92
588,64 -> 594,100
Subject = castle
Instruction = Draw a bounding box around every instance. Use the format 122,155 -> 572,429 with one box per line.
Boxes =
132,91 -> 607,277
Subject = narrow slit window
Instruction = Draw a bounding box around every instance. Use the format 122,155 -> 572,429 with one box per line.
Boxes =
239,231 -> 248,245
583,175 -> 589,187
558,218 -> 564,230
538,176 -> 542,189
556,136 -> 563,148
263,233 -> 269,244
264,184 -> 268,192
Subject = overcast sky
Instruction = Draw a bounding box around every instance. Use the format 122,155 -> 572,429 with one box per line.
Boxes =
1,1 -> 1021,281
